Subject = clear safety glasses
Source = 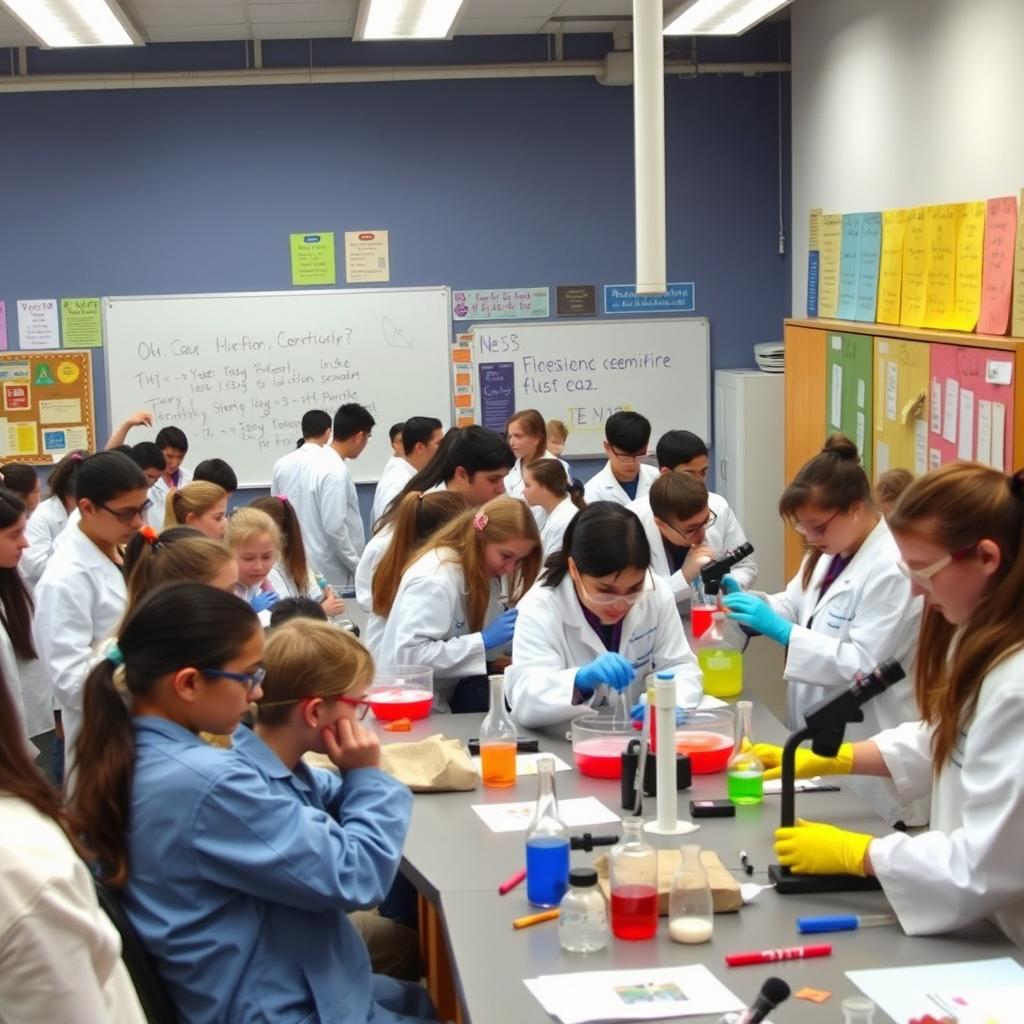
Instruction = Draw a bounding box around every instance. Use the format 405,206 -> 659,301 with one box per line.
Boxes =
897,545 -> 976,589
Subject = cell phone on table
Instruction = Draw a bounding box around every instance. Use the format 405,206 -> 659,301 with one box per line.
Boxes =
467,738 -> 540,756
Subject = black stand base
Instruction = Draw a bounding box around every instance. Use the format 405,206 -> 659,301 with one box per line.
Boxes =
769,863 -> 882,894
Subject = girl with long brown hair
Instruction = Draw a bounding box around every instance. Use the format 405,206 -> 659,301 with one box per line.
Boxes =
521,457 -> 584,556
503,409 -> 570,509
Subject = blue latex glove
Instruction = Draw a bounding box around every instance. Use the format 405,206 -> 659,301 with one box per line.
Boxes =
721,574 -> 742,595
630,702 -> 685,725
250,590 -> 279,613
722,591 -> 793,646
574,652 -> 635,697
481,607 -> 518,649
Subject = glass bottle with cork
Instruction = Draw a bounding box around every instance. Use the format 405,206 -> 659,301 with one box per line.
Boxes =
479,674 -> 517,788
727,699 -> 764,805
525,755 -> 570,907
608,816 -> 658,940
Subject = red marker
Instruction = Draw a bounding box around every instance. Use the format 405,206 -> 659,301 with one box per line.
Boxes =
498,868 -> 526,895
725,943 -> 832,967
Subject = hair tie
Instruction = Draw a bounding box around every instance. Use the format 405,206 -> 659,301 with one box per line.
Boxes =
70,452 -> 84,462
276,494 -> 288,504
473,512 -> 488,531
139,525 -> 163,549
1010,469 -> 1024,498
106,644 -> 125,667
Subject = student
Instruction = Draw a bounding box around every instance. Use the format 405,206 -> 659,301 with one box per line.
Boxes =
126,531 -> 238,610
146,426 -> 191,532
105,409 -> 153,449
875,467 -> 914,518
70,583 -> 435,1023
772,463 -> 1024,945
271,408 -> 331,499
371,416 -> 444,528
251,495 -> 345,616
583,411 -> 657,506
505,502 -> 703,729
376,496 -> 541,712
388,421 -> 405,458
503,410 -> 569,506
127,442 -> 166,487
367,490 -> 467,656
522,458 -> 584,557
0,673 -> 146,1023
164,481 -> 229,539
722,434 -> 923,824
33,451 -> 149,776
22,449 -> 86,588
268,595 -> 328,628
291,403 -> 375,592
248,619 -> 426,984
546,419 -> 569,458
0,463 -> 41,512
225,508 -> 281,615
193,457 -> 238,496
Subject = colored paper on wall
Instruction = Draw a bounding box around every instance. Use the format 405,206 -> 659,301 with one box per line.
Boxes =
836,213 -> 863,320
289,232 -> 336,286
922,204 -> 959,329
977,399 -> 993,467
807,251 -> 820,317
875,440 -> 890,474
900,208 -> 928,327
818,214 -> 843,318
59,297 -> 102,348
854,212 -> 882,322
942,378 -> 959,443
17,299 -> 59,350
7,421 -> 37,456
958,388 -> 975,460
979,196 -> 1016,335
1013,189 -> 1024,337
344,230 -> 389,284
992,402 -> 1007,471
930,377 -> 942,433
478,362 -> 515,432
38,397 -> 82,425
809,208 -> 822,250
454,287 -> 550,321
876,209 -> 906,324
0,302 -> 7,352
951,201 -> 985,332
914,418 -> 928,474
830,362 -> 842,428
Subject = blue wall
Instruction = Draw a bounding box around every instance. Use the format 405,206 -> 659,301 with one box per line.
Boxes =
0,31 -> 790,521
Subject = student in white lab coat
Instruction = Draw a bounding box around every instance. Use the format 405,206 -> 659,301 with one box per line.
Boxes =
376,496 -> 542,712
0,463 -> 42,514
125,531 -> 239,611
723,434 -> 922,823
163,481 -> 229,540
371,416 -> 444,529
505,502 -> 703,730
504,410 -> 571,507
367,491 -> 467,656
271,409 -> 332,500
33,451 -> 150,783
583,411 -> 658,507
146,426 -> 191,532
772,462 -> 1024,946
521,458 -> 584,557
22,449 -> 87,589
0,676 -> 146,1024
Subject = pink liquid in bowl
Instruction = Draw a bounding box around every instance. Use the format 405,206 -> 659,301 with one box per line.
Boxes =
674,731 -> 734,774
574,735 -> 634,779
367,687 -> 433,721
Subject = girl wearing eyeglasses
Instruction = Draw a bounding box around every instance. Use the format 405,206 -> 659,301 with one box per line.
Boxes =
33,451 -> 149,781
722,434 -> 923,824
505,501 -> 703,729
771,462 -> 1024,945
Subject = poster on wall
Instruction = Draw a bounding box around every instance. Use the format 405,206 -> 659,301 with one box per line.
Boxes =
344,230 -> 390,283
289,232 -> 336,286
17,299 -> 59,350
478,362 -> 515,432
453,287 -> 549,321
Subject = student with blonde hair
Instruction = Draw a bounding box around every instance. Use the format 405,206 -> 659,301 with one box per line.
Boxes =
874,467 -> 914,518
376,495 -> 542,712
521,458 -> 584,557
164,481 -> 228,540
225,507 -> 281,616
546,419 -> 569,457
125,531 -> 238,610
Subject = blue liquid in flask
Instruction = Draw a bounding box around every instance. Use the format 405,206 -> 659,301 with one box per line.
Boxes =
526,836 -> 570,907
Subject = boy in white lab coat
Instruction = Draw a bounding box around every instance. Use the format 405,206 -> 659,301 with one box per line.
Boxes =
583,411 -> 658,507
371,416 -> 444,529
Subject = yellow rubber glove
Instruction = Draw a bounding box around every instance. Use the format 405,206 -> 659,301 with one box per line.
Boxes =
753,741 -> 854,781
774,819 -> 873,877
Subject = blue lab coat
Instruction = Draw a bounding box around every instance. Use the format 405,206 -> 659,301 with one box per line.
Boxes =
122,717 -> 434,1024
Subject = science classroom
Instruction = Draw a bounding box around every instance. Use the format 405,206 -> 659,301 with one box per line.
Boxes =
0,0 -> 1022,1022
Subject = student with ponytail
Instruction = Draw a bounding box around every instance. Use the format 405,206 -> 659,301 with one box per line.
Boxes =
125,531 -> 238,609
722,434 -> 923,823
163,481 -> 229,539
771,463 -> 1024,944
33,451 -> 149,775
521,457 -> 584,556
377,495 -> 541,712
0,463 -> 41,513
22,449 -> 87,587
505,501 -> 702,729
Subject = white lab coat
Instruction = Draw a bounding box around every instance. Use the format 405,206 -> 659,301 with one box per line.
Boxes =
0,795 -> 146,1024
2,613 -> 52,741
270,442 -> 327,500
629,490 -> 758,611
354,525 -> 392,657
33,525 -> 127,765
505,452 -> 571,502
266,564 -> 321,601
375,546 -> 504,711
370,457 -> 416,529
870,648 -> 1024,945
538,497 -> 579,558
146,466 -> 192,532
21,496 -> 69,588
583,461 -> 658,507
505,571 -> 703,729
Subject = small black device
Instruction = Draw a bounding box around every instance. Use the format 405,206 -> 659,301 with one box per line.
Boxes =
466,738 -> 540,756
689,799 -> 735,818
699,542 -> 755,597
620,741 -> 691,809
736,977 -> 791,1024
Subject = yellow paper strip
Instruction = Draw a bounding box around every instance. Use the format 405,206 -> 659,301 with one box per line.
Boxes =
952,200 -> 986,332
900,208 -> 928,327
923,204 -> 959,329
876,209 -> 906,324
818,214 -> 843,318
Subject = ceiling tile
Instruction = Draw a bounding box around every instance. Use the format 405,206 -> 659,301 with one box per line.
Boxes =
553,0 -> 631,14
247,2 -> 353,23
0,10 -> 36,46
463,0 -> 561,17
457,17 -> 550,34
252,19 -> 354,35
137,5 -> 248,27
145,24 -> 250,40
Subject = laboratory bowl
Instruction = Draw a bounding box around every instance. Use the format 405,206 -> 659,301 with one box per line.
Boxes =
571,711 -> 636,779
366,665 -> 433,721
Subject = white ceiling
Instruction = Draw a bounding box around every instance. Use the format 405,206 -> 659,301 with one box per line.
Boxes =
0,0 -> 639,48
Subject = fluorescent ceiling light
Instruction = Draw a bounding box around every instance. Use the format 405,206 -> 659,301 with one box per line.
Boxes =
2,0 -> 143,47
664,0 -> 793,36
354,0 -> 467,41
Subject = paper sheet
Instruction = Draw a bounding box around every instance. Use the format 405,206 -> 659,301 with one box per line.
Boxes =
524,965 -> 745,1024
856,377 -> 866,409
471,752 -> 571,777
875,440 -> 890,475
836,213 -> 863,320
854,211 -> 882,322
979,196 -> 1016,335
923,204 -> 959,329
472,796 -> 619,834
846,957 -> 1024,1024
855,411 -> 865,456
992,402 -> 1007,471
958,389 -> 975,460
885,361 -> 898,421
977,400 -> 993,467
914,418 -> 928,474
38,397 -> 82,425
900,207 -> 928,327
877,209 -> 906,324
17,299 -> 59,350
942,378 -> 959,442
7,422 -> 37,456
952,200 -> 985,332
818,214 -> 843,318
929,448 -> 942,469
830,363 -> 842,429
930,378 -> 942,434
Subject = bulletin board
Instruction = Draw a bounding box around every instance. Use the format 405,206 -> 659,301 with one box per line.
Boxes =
0,351 -> 96,464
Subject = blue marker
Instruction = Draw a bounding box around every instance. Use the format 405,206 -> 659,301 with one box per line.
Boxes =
797,913 -> 897,934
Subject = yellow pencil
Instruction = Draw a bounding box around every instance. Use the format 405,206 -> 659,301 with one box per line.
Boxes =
513,909 -> 560,930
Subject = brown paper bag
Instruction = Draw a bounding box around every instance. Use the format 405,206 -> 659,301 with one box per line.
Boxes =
379,735 -> 478,792
594,847 -> 742,915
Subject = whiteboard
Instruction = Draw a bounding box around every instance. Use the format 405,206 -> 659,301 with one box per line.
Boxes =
103,287 -> 452,485
468,317 -> 710,457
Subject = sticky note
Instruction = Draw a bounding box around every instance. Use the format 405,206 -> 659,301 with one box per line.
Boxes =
794,987 -> 832,1004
